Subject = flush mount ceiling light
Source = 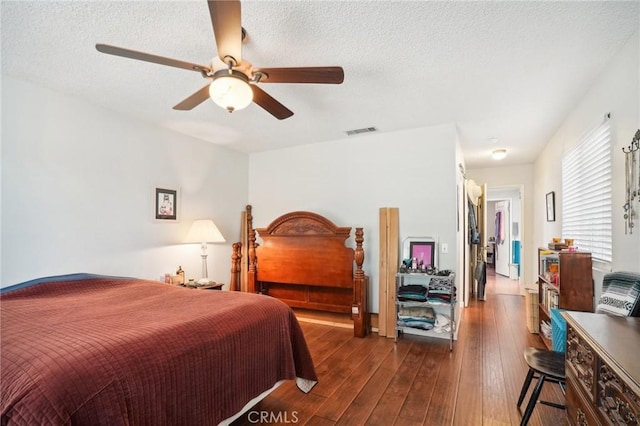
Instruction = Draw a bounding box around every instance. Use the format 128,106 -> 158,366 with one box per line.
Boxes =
492,149 -> 507,160
209,69 -> 253,113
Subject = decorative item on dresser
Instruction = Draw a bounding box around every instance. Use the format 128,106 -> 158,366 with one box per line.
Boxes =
231,205 -> 369,337
563,311 -> 640,426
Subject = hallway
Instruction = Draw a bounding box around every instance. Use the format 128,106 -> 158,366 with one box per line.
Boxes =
487,264 -> 522,295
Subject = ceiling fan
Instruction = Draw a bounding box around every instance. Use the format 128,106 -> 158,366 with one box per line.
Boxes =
96,0 -> 344,120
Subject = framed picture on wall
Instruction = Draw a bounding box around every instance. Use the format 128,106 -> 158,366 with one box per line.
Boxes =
155,187 -> 178,221
546,191 -> 555,222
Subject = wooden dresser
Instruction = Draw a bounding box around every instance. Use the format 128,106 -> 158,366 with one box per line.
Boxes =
562,311 -> 640,425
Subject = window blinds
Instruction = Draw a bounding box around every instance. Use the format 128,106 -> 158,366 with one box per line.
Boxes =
561,120 -> 612,264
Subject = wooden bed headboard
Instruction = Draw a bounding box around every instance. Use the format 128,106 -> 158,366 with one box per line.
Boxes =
231,205 -> 369,337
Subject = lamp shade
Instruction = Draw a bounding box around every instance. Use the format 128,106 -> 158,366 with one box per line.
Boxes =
209,70 -> 253,113
185,219 -> 226,243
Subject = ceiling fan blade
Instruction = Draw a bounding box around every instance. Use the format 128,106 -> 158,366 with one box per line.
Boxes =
254,67 -> 344,84
251,85 -> 293,120
96,44 -> 211,74
173,85 -> 211,110
207,0 -> 242,64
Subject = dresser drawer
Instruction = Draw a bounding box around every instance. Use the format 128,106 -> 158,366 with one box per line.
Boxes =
562,312 -> 640,426
596,363 -> 640,425
567,373 -> 602,426
567,324 -> 597,402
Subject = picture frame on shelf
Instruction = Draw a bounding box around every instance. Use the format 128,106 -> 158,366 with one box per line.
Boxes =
155,187 -> 178,221
546,191 -> 556,222
401,237 -> 438,269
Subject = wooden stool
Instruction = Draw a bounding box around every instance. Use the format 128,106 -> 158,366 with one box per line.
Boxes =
517,347 -> 566,426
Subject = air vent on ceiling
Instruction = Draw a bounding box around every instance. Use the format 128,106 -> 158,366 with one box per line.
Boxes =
345,127 -> 377,136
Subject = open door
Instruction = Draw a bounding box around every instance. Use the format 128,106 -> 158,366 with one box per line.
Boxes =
481,184 -> 488,261
494,200 -> 511,277
466,179 -> 486,301
476,184 -> 488,300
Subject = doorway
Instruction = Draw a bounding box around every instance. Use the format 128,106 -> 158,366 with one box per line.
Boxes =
493,200 -> 511,277
486,186 -> 523,284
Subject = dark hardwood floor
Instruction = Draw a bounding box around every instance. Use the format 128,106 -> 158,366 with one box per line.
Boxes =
232,268 -> 565,425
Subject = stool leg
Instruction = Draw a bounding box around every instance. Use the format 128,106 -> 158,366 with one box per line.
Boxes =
517,369 -> 535,408
520,374 -> 546,426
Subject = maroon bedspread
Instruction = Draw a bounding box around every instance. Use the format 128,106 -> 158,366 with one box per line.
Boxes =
1,276 -> 317,425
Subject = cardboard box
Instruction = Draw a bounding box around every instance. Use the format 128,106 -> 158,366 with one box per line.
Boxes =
525,288 -> 539,334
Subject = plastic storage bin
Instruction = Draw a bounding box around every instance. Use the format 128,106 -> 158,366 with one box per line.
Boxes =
551,308 -> 566,353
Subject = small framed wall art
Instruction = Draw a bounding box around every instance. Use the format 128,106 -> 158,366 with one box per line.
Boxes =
546,191 -> 555,222
155,187 -> 178,221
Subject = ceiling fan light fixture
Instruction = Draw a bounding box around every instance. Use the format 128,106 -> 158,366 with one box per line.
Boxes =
492,149 -> 507,160
209,70 -> 253,113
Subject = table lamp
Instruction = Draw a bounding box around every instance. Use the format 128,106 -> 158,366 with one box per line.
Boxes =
185,219 -> 226,284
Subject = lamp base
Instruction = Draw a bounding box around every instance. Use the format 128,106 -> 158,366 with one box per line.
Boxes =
198,248 -> 210,286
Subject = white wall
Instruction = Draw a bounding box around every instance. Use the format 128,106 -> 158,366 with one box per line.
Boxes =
248,124 -> 459,312
533,30 -> 640,302
1,77 -> 249,287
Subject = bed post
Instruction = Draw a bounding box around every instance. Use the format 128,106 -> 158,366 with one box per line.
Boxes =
247,205 -> 258,293
353,227 -> 369,337
240,209 -> 248,292
230,242 -> 242,291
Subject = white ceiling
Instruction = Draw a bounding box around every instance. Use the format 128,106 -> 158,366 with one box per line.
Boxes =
2,1 -> 638,168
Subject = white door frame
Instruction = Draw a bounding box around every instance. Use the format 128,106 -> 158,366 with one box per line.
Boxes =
493,200 -> 511,277
486,185 -> 524,289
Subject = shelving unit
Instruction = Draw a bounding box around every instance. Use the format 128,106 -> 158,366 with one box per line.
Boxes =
537,248 -> 593,350
395,272 -> 457,350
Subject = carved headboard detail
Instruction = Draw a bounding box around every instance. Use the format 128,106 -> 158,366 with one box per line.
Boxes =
260,211 -> 351,236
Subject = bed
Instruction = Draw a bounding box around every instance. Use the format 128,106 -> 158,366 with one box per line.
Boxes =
0,274 -> 317,425
231,206 -> 369,337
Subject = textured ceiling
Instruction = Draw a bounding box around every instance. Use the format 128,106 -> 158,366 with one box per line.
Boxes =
2,1 -> 638,168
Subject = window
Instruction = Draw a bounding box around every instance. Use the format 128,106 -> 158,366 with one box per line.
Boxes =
561,119 -> 612,266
